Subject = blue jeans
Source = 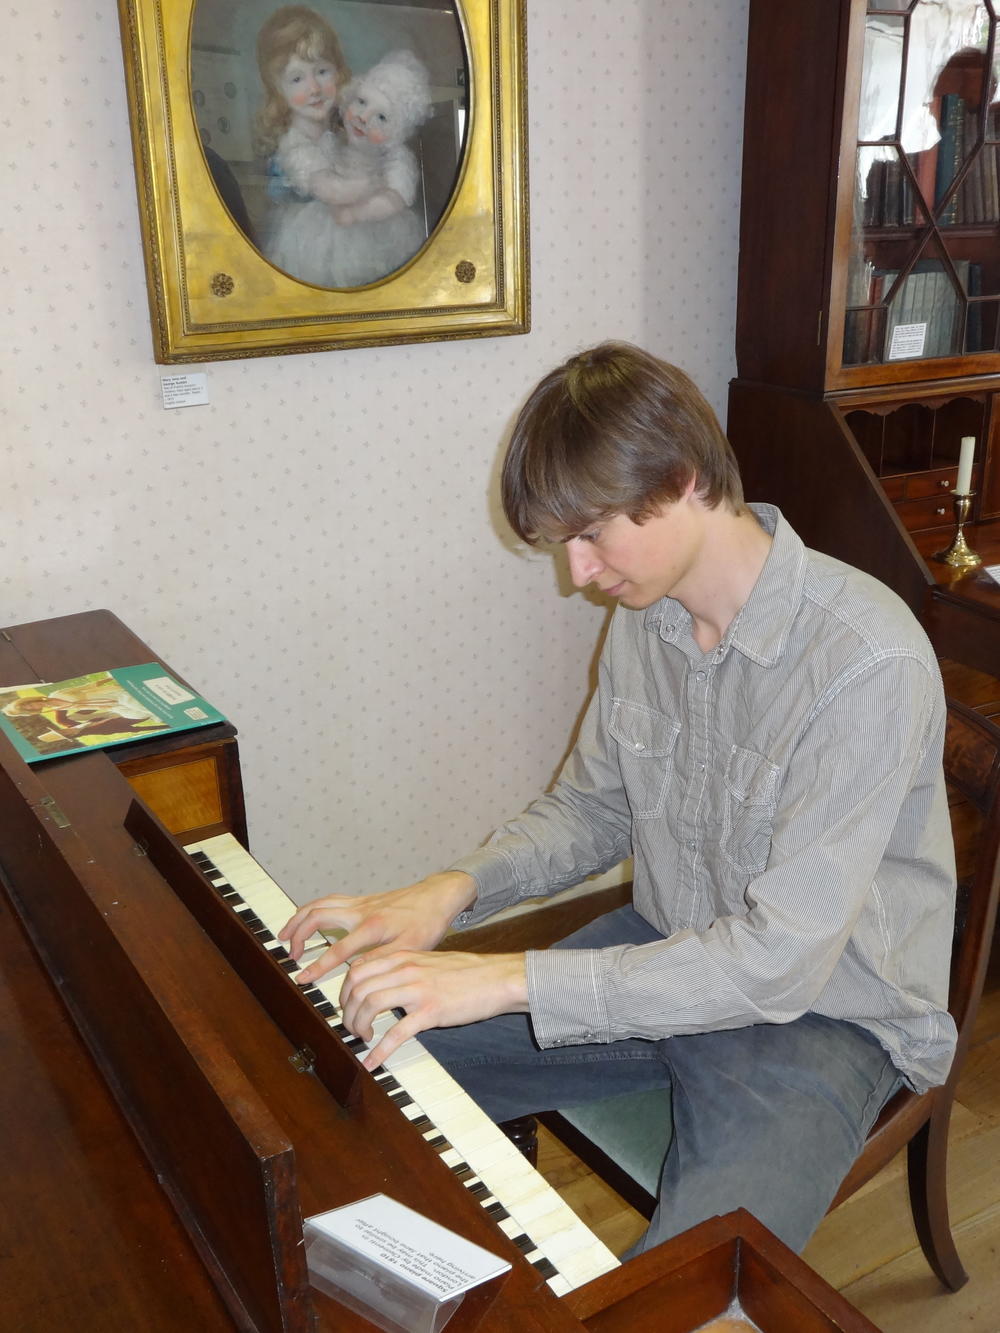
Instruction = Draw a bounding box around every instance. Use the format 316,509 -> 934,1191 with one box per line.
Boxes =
422,906 -> 901,1255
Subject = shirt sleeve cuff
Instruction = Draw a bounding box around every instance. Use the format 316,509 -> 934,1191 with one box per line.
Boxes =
526,948 -> 612,1047
445,846 -> 519,926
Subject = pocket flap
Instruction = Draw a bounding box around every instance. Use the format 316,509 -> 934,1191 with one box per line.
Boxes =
608,700 -> 680,758
724,744 -> 779,804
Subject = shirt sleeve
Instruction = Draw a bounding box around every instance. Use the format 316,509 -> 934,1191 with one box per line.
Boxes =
527,652 -> 948,1047
449,655 -> 633,924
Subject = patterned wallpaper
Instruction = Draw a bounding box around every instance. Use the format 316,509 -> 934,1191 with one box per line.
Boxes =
2,2 -> 749,905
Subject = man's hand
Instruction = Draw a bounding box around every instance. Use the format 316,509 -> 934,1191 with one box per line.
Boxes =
278,871 -> 477,986
340,949 -> 528,1070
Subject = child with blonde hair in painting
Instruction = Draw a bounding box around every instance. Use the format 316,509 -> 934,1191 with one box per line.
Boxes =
255,5 -> 360,286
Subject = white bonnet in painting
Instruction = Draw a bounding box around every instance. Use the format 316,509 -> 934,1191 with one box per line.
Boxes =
343,49 -> 433,141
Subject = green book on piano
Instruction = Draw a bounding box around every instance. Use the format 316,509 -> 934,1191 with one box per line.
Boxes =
0,664 -> 225,763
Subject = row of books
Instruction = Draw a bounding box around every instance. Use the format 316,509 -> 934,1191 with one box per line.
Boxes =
861,99 -> 1000,228
844,259 -> 980,365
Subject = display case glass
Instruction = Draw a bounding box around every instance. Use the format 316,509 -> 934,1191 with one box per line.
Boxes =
844,1 -> 1000,368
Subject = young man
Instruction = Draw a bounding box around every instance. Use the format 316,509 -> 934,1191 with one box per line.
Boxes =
281,343 -> 957,1254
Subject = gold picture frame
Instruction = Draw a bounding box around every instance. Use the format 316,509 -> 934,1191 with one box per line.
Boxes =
116,1 -> 529,362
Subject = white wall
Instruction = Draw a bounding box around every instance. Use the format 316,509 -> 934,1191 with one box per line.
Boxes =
1,1 -> 749,903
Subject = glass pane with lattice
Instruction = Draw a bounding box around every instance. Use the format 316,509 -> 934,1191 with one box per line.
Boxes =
844,0 -> 1000,367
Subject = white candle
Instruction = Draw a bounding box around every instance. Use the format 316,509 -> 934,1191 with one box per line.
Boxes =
956,436 -> 975,494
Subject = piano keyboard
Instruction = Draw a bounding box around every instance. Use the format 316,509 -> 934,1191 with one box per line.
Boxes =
183,834 -> 620,1296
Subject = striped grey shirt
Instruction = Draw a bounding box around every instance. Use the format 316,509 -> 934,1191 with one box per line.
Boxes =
452,505 -> 957,1093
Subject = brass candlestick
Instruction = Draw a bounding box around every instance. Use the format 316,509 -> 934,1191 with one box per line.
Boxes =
933,491 -> 982,569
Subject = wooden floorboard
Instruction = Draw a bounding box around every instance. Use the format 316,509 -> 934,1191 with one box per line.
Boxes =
531,656 -> 1000,1330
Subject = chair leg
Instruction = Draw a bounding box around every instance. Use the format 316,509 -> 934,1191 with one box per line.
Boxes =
906,1099 -> 968,1291
499,1114 -> 539,1168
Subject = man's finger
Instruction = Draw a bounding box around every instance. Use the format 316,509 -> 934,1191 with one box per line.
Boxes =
361,1011 -> 423,1071
294,941 -> 350,987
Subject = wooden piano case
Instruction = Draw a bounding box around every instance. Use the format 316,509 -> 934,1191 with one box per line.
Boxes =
0,733 -> 879,1332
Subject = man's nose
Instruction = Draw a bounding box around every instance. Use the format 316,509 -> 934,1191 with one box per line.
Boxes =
566,539 -> 603,588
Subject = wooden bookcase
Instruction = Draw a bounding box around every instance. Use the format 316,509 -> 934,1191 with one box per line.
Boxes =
728,0 -> 1000,675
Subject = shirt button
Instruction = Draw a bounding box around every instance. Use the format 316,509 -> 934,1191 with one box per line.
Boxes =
696,670 -> 706,680
634,741 -> 645,751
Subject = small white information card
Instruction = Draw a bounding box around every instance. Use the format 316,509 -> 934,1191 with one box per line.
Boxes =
160,372 -> 209,409
887,321 -> 927,360
308,1194 -> 511,1299
983,563 -> 1000,585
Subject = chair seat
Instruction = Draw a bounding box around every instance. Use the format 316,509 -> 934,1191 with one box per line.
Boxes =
559,1088 -> 672,1197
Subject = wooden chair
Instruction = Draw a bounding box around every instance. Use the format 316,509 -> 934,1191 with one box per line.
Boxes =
502,697 -> 1000,1292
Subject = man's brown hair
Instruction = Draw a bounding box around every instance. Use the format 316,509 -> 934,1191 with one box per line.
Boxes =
501,342 -> 744,543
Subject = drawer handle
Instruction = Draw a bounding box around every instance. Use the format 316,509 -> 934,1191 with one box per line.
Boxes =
935,506 -> 947,515
938,478 -> 950,488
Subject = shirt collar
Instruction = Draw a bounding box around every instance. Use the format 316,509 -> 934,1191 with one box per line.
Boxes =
643,504 -> 807,667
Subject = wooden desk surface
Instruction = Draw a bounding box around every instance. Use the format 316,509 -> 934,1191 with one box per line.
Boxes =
913,518 -> 1000,595
909,523 -> 1000,676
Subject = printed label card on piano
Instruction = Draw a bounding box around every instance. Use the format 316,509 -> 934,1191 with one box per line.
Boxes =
304,1193 -> 511,1333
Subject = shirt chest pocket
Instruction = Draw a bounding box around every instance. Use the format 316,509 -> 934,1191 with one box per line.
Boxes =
722,745 -> 780,875
608,700 -> 681,820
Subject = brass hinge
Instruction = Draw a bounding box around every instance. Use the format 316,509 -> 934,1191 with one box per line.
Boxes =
289,1046 -> 316,1075
40,796 -> 70,829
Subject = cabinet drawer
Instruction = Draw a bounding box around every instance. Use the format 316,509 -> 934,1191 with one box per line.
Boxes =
892,493 -> 954,532
905,468 -> 958,499
881,467 -> 957,501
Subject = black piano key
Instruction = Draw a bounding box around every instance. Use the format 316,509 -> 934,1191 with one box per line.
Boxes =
532,1257 -> 559,1280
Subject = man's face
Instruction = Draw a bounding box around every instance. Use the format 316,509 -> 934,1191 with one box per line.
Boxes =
560,483 -> 705,609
